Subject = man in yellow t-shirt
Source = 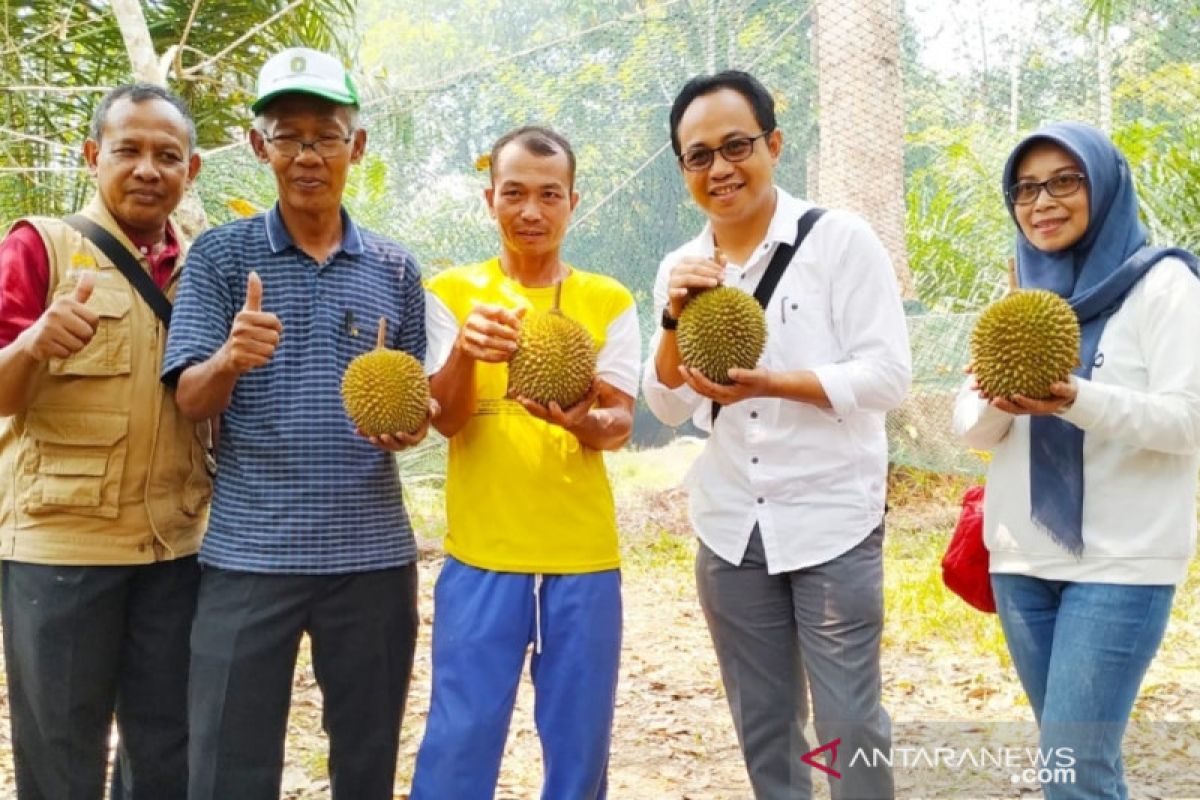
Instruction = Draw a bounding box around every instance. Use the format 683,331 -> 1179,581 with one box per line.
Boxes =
411,126 -> 639,800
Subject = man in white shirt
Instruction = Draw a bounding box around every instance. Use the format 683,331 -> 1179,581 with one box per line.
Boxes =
642,70 -> 911,799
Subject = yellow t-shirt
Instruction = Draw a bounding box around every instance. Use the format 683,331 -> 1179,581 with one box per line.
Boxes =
426,258 -> 636,573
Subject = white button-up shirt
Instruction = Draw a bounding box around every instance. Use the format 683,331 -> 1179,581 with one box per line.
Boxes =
642,188 -> 912,573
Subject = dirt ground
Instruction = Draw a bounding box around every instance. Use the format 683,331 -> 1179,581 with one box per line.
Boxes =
0,444 -> 1197,798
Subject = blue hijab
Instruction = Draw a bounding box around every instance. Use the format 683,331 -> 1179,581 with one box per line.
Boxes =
1002,122 -> 1199,555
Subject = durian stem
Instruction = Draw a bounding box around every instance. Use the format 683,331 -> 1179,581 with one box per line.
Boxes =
376,317 -> 387,350
1007,257 -> 1018,294
553,279 -> 563,313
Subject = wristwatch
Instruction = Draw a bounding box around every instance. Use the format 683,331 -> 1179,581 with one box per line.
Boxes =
660,306 -> 679,331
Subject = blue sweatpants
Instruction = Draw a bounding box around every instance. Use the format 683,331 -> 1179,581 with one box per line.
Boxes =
409,557 -> 622,800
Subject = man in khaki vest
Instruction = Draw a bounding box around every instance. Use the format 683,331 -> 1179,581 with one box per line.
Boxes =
0,84 -> 209,800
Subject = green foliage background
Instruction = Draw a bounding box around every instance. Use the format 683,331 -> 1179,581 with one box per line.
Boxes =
3,0 -> 1199,463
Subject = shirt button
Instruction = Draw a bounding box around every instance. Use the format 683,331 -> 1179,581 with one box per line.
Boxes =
757,497 -> 765,504
751,457 -> 759,464
750,411 -> 758,419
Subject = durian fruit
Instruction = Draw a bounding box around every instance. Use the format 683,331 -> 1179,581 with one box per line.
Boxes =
508,282 -> 597,409
341,317 -> 430,435
970,289 -> 1080,399
677,286 -> 767,384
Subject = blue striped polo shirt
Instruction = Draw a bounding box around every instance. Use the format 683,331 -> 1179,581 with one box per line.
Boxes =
162,204 -> 425,574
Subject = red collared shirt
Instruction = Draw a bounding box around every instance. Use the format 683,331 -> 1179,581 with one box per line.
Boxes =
0,221 -> 179,347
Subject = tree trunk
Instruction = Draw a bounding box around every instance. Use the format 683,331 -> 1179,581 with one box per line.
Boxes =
1009,31 -> 1021,133
813,0 -> 913,298
1008,0 -> 1039,134
111,0 -> 164,84
109,0 -> 208,238
1096,25 -> 1113,133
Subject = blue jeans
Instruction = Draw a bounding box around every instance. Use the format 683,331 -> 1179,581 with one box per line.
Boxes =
991,575 -> 1174,800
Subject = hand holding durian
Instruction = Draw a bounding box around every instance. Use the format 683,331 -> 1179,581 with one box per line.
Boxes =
506,280 -> 597,414
667,249 -> 768,387
664,252 -> 724,319
341,317 -> 436,450
967,260 -> 1081,414
456,303 -> 525,363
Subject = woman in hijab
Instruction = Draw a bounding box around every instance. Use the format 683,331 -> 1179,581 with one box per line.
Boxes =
954,122 -> 1200,799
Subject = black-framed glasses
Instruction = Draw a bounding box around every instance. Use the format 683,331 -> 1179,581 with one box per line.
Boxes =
1006,173 -> 1087,205
260,131 -> 354,159
679,131 -> 773,172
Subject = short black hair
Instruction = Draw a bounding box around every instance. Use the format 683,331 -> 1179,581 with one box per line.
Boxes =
489,125 -> 576,189
90,83 -> 197,152
668,70 -> 776,156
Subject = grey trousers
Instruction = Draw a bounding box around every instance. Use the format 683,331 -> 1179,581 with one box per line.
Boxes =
696,524 -> 893,800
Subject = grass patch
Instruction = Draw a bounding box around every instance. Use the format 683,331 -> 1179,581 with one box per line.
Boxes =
622,528 -> 695,574
887,463 -> 977,508
605,438 -> 703,501
398,446 -> 1197,673
403,481 -> 447,543
883,527 -> 1009,663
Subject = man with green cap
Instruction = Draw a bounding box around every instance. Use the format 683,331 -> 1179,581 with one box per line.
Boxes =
162,47 -> 431,800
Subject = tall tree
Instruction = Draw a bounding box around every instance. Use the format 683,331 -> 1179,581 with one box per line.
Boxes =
813,0 -> 912,298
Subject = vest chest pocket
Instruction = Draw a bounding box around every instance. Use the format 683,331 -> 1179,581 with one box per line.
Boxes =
18,409 -> 130,519
49,286 -> 133,377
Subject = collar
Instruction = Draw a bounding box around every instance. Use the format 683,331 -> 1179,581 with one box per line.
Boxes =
264,202 -> 364,257
82,194 -> 180,261
128,223 -> 180,260
82,191 -> 153,257
696,187 -> 811,258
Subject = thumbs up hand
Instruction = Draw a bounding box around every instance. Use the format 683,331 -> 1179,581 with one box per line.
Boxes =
73,270 -> 96,303
221,270 -> 282,374
244,270 -> 263,312
20,270 -> 101,362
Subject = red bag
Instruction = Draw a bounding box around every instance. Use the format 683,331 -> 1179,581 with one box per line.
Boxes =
940,485 -> 996,613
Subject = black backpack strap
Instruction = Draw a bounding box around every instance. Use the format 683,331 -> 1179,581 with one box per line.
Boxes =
64,215 -> 173,328
712,206 -> 826,424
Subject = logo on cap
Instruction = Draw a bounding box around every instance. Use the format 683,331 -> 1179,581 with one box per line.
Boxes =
290,56 -> 306,73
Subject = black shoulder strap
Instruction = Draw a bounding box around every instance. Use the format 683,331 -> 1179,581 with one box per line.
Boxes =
65,215 -> 172,328
712,206 -> 826,424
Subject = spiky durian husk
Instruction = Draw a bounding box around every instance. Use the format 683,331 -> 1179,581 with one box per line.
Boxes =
341,349 -> 430,435
508,310 -> 597,409
676,286 -> 767,385
971,289 -> 1080,399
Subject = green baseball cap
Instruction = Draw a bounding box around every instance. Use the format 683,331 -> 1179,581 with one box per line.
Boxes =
252,47 -> 359,114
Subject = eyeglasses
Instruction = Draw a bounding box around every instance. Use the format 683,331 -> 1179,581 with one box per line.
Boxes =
1006,173 -> 1087,205
679,131 -> 773,172
260,131 -> 353,159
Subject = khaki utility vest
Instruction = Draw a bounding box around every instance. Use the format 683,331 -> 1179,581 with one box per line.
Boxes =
0,197 -> 212,565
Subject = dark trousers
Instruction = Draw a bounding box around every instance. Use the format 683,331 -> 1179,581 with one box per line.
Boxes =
1,556 -> 200,800
187,564 -> 419,800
